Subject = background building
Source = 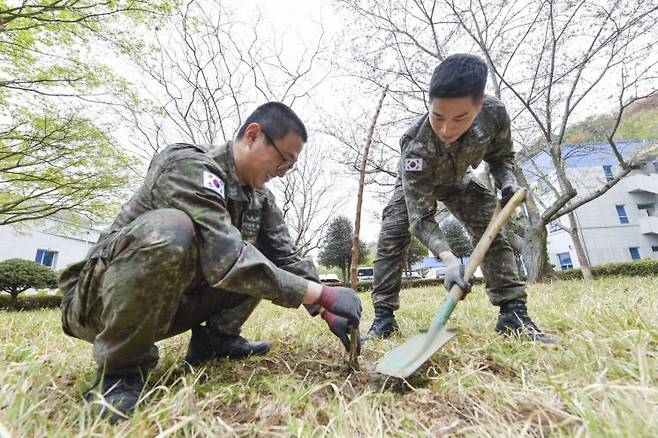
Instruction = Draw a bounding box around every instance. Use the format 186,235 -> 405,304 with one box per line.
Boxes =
0,216 -> 101,271
531,141 -> 658,270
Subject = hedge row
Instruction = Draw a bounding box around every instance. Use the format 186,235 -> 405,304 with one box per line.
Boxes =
1,259 -> 655,309
556,259 -> 658,280
0,294 -> 62,311
355,276 -> 486,293
356,259 -> 658,291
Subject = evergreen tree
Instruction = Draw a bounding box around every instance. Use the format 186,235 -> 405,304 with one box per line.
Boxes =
405,235 -> 427,275
441,219 -> 473,263
319,216 -> 366,283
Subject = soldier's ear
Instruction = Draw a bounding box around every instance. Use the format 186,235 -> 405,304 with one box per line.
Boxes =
243,123 -> 261,147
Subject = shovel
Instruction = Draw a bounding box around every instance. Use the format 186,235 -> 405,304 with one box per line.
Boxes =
375,189 -> 527,378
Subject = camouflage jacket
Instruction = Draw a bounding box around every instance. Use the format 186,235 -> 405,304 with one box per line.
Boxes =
400,95 -> 517,256
89,142 -> 319,309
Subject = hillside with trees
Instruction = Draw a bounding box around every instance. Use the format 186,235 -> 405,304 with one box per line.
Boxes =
564,96 -> 658,143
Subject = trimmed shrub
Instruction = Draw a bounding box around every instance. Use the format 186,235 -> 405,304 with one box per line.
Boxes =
556,259 -> 658,280
0,294 -> 62,311
0,258 -> 58,305
356,276 -> 485,293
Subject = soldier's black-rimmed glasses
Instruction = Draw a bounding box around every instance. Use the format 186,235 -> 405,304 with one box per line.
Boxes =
261,129 -> 296,174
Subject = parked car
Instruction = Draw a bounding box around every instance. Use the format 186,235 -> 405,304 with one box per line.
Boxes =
356,266 -> 374,281
319,274 -> 341,286
424,266 -> 447,279
402,271 -> 423,279
424,265 -> 484,279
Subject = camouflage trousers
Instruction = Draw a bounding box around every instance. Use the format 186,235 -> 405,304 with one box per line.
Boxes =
372,176 -> 526,311
60,209 -> 260,375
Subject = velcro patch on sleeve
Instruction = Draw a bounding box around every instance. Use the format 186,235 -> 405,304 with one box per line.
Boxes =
203,170 -> 225,198
405,158 -> 423,171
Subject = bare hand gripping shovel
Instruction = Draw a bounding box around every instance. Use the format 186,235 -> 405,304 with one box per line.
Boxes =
375,189 -> 527,378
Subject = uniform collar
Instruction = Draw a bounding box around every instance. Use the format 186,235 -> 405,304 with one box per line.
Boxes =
413,115 -> 448,155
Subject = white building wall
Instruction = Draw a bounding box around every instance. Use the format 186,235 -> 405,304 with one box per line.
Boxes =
545,163 -> 658,270
546,229 -> 580,269
0,219 -> 101,271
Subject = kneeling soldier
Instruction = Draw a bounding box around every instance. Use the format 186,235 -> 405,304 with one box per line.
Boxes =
60,102 -> 362,423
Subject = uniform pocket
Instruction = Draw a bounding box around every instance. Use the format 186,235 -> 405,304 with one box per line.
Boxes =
71,231 -> 119,326
240,209 -> 262,244
75,256 -> 106,326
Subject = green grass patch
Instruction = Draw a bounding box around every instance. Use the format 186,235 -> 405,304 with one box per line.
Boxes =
1,277 -> 656,436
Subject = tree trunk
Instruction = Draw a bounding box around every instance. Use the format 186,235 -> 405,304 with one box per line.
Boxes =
9,292 -> 19,310
350,86 -> 388,288
341,266 -> 348,285
521,224 -> 557,283
514,168 -> 558,283
567,211 -> 594,280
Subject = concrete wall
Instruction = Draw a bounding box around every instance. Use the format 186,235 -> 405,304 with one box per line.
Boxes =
0,219 -> 101,271
546,229 -> 579,269
545,164 -> 658,270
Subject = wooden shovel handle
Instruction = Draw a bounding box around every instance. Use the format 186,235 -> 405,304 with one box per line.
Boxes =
449,189 -> 527,302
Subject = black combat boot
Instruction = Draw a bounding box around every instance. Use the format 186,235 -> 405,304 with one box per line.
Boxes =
362,307 -> 399,342
84,372 -> 144,424
496,300 -> 559,344
185,325 -> 271,365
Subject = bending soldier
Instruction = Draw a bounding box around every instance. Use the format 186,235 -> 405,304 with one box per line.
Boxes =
364,54 -> 557,345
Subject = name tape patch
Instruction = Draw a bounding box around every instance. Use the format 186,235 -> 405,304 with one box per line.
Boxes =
405,158 -> 423,171
203,170 -> 225,198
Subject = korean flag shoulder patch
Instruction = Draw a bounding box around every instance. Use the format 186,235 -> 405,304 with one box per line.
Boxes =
203,170 -> 225,198
405,157 -> 423,172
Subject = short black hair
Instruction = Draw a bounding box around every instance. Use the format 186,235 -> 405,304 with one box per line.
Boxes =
236,102 -> 307,143
428,54 -> 488,102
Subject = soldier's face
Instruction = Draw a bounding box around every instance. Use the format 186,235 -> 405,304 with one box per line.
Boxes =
245,126 -> 303,188
429,96 -> 484,144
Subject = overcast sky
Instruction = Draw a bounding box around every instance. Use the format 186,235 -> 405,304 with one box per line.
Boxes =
112,0 -> 653,246
221,0 -> 389,243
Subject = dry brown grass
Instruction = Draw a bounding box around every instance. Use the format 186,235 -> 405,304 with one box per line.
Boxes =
0,276 -> 656,437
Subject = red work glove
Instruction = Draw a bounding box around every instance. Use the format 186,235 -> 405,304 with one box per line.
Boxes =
316,286 -> 362,325
321,310 -> 361,355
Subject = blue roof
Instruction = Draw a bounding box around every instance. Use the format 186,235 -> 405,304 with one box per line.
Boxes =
522,139 -> 647,169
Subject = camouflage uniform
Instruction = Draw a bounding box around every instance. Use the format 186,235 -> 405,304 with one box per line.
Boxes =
372,95 -> 526,310
60,142 -> 320,375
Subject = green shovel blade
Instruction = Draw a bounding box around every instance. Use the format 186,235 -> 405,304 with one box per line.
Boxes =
375,296 -> 459,378
375,327 -> 459,378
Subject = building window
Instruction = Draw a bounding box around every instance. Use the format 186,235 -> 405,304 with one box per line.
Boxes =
615,205 -> 629,224
602,165 -> 614,182
652,246 -> 658,252
557,252 -> 573,270
629,247 -> 641,261
35,249 -> 57,269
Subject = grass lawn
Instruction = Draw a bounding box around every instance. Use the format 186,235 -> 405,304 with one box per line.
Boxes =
1,277 -> 656,437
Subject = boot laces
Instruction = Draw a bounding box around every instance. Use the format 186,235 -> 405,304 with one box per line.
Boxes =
514,311 -> 540,332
